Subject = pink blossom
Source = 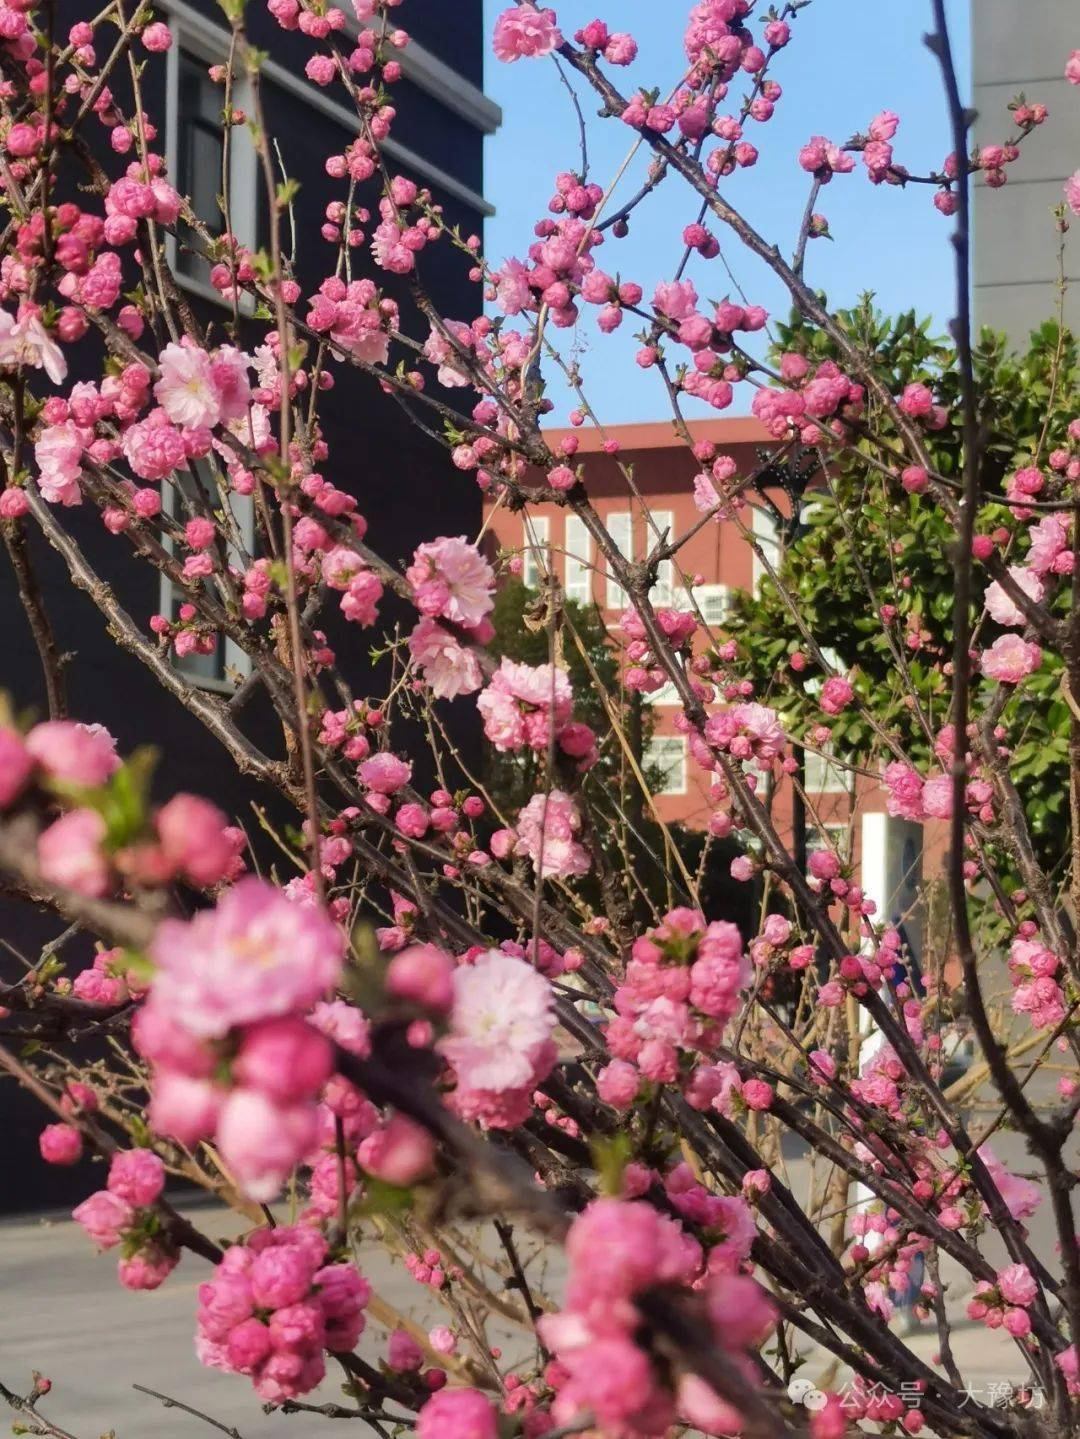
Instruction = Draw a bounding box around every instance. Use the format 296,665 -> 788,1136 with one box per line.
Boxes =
417,1389 -> 497,1439
478,658 -> 573,752
234,1018 -> 333,1104
118,1243 -> 178,1290
0,728 -> 33,807
0,309 -> 67,384
150,877 -> 344,1038
819,675 -> 854,715
73,1189 -> 134,1248
358,1113 -> 436,1185
984,565 -> 1043,627
492,5 -> 561,62
215,1088 -> 319,1202
141,20 -> 172,50
921,774 -> 953,819
1066,170 -> 1080,216
310,998 -> 372,1058
514,789 -> 590,879
597,1059 -> 640,1110
155,793 -> 237,887
408,619 -> 483,698
38,808 -> 109,896
981,633 -> 1041,684
121,410 -> 188,481
387,943 -> 455,1012
883,762 -> 925,822
154,342 -> 222,429
406,536 -> 494,628
439,949 -> 554,1092
26,721 -> 119,787
107,1148 -> 165,1206
35,421 -> 85,505
359,752 -> 412,794
148,1072 -> 223,1146
39,1123 -> 83,1165
996,1263 -> 1038,1308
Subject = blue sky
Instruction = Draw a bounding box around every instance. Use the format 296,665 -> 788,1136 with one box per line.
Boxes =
481,1 -> 971,423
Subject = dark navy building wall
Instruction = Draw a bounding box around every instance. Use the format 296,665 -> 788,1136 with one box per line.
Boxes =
0,0 -> 494,1212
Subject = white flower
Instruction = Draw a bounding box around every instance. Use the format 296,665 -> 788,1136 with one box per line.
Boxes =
438,950 -> 554,1092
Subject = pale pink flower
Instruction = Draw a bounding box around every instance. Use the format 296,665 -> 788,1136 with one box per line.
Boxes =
121,410 -> 189,481
73,1189 -> 133,1248
216,1087 -> 319,1202
38,809 -> 109,897
358,752 -> 412,794
107,1148 -> 166,1206
0,728 -> 34,807
408,619 -> 482,698
514,789 -> 591,879
492,4 -> 561,62
417,1390 -> 497,1439
981,633 -> 1041,684
1066,170 -> 1080,216
997,1263 -> 1038,1308
35,421 -> 85,505
439,949 -> 554,1091
154,342 -> 222,429
26,720 -> 119,787
0,308 -> 67,383
477,658 -> 573,752
150,877 -> 345,1038
692,471 -> 720,516
406,536 -> 495,627
984,565 -> 1043,627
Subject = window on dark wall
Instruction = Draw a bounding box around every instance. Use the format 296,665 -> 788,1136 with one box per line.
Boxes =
161,465 -> 255,693
176,50 -> 226,286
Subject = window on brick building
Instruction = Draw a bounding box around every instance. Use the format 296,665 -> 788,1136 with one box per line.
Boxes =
645,735 -> 687,795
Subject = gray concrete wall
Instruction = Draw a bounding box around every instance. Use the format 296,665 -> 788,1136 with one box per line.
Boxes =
972,0 -> 1079,345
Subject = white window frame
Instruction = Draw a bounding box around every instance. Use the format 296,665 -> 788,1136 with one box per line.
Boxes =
564,514 -> 591,605
804,743 -> 849,795
645,735 -> 688,796
751,502 -> 780,594
522,515 -> 550,590
648,509 -> 675,606
163,11 -> 258,312
643,681 -> 679,708
160,467 -> 255,693
695,582 -> 732,626
606,511 -> 633,609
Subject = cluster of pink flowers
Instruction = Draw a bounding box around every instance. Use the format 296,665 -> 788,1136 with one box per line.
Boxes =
539,1197 -> 773,1437
307,276 -> 396,362
601,907 -> 748,1095
510,788 -> 591,880
0,721 -> 241,901
197,1225 -> 370,1401
492,4 -> 561,63
134,878 -> 345,1199
621,606 -> 698,694
697,700 -> 786,772
478,657 -> 579,757
1008,934 -> 1065,1030
72,1149 -> 179,1290
752,356 -> 867,445
439,948 -> 557,1128
967,1263 -> 1039,1338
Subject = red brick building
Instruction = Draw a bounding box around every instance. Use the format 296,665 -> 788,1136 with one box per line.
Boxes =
483,417 -> 937,954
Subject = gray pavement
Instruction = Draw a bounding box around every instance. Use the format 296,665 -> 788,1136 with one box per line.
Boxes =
0,1112 -> 1074,1438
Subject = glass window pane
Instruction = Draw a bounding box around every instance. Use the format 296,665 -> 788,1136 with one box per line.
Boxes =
564,514 -> 591,604
606,512 -> 632,609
